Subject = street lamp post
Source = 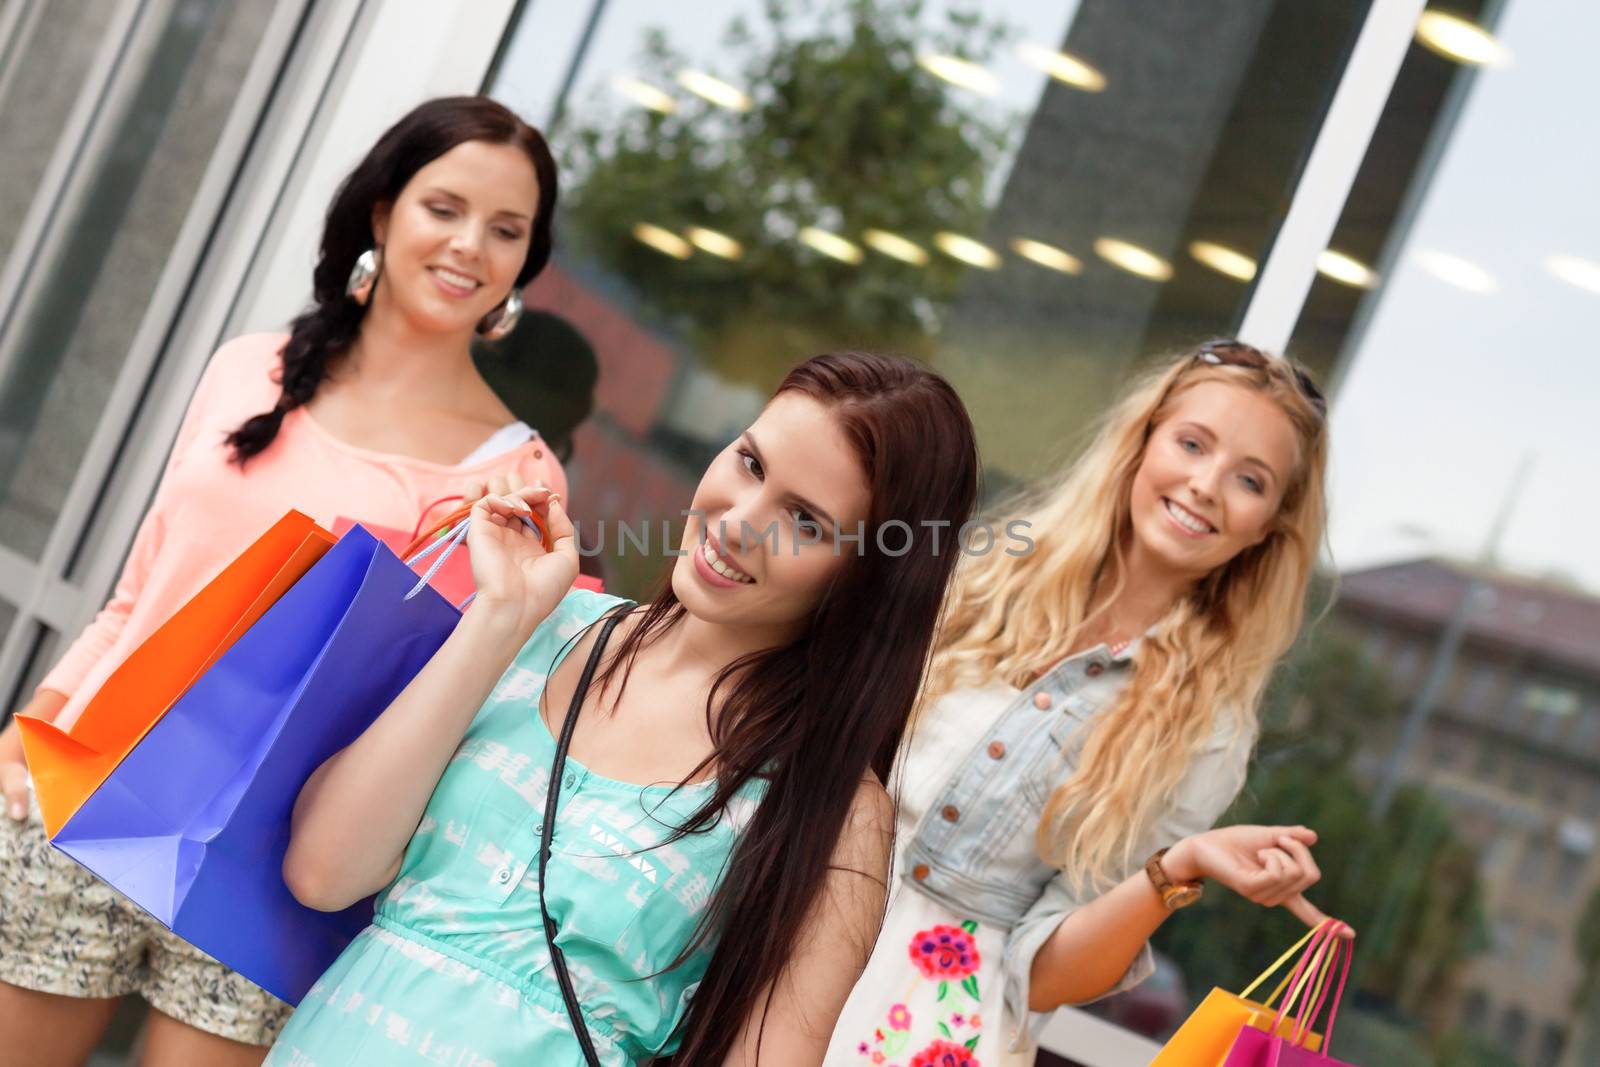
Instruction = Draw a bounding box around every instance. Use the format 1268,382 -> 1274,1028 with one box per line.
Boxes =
1367,454 -> 1533,820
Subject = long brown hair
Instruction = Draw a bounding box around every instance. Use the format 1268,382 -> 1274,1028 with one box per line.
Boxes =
599,352 -> 980,1063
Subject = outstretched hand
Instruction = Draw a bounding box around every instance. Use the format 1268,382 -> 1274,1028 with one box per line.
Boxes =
463,486 -> 579,636
1166,825 -> 1355,937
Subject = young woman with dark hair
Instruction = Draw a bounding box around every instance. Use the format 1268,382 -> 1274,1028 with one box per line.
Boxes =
267,352 -> 982,1066
0,96 -> 566,1066
226,94 -> 558,466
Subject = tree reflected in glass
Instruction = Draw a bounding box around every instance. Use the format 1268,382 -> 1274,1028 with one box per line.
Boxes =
558,0 -> 1012,387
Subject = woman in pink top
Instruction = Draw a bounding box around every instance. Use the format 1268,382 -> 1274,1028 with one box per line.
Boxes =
0,96 -> 568,1067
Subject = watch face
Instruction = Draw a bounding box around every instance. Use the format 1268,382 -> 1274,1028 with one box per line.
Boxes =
1166,884 -> 1204,909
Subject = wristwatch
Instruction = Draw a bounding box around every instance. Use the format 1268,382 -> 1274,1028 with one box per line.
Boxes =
1145,847 -> 1204,910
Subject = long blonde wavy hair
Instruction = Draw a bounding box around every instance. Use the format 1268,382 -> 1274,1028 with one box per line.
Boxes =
924,345 -> 1329,890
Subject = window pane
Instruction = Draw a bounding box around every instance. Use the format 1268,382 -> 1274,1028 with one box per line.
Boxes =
0,0 -> 278,560
0,0 -> 109,255
1575,703 -> 1600,756
9,621 -> 62,713
0,609 -> 61,718
1157,2 -> 1600,1065
0,599 -> 15,713
491,0 -> 1369,601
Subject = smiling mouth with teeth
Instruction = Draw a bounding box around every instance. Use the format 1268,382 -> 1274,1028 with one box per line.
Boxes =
430,267 -> 481,290
702,534 -> 755,583
1163,498 -> 1216,535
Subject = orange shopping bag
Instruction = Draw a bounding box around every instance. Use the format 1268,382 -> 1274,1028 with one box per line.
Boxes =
18,510 -> 336,836
1150,920 -> 1341,1066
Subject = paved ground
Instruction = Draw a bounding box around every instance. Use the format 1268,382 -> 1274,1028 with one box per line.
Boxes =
85,997 -> 146,1064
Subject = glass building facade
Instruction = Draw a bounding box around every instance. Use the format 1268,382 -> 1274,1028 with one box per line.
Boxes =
1,1 -> 1594,1063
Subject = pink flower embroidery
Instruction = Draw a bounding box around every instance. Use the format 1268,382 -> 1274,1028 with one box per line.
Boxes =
889,1003 -> 912,1031
872,1054 -> 886,1065
909,1039 -> 980,1067
951,1013 -> 966,1027
908,925 -> 981,980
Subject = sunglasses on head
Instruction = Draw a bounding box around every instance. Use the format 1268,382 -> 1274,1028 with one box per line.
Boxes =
1194,339 -> 1327,417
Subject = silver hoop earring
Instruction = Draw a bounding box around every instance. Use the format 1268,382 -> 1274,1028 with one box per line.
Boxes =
346,247 -> 381,306
476,288 -> 523,341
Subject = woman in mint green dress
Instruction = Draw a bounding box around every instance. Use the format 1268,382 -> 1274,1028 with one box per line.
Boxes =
267,353 -> 980,1065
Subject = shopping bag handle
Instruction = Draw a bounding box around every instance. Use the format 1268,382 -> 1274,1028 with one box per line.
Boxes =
398,505 -> 550,563
403,518 -> 473,606
1270,920 -> 1353,1054
410,495 -> 465,542
399,507 -> 548,609
1239,921 -> 1326,1002
401,502 -> 552,561
1274,934 -> 1352,1056
1276,921 -> 1339,1024
1285,932 -> 1340,1042
1274,920 -> 1342,1038
1257,928 -> 1340,1037
1265,923 -> 1332,1051
1298,934 -> 1352,1053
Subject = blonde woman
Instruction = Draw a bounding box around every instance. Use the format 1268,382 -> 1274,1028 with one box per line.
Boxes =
826,340 -> 1351,1067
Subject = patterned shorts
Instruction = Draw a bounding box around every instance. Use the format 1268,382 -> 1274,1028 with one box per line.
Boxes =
0,786 -> 293,1046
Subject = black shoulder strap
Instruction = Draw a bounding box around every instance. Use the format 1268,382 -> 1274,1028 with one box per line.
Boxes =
539,606 -> 629,1067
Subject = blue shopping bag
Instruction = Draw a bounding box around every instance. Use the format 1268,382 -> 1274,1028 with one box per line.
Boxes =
52,523 -> 461,1004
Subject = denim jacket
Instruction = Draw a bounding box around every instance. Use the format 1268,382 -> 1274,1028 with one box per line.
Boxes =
897,640 -> 1254,1052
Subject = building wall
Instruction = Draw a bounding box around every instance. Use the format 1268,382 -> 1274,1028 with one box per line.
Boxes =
1340,599 -> 1600,1065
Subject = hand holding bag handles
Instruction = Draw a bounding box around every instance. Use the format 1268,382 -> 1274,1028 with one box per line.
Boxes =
538,606 -> 631,1067
402,500 -> 552,561
401,505 -> 553,613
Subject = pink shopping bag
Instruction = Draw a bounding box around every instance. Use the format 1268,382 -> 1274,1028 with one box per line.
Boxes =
1222,920 -> 1356,1066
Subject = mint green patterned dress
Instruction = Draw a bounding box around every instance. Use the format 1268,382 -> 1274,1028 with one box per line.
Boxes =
267,590 -> 765,1066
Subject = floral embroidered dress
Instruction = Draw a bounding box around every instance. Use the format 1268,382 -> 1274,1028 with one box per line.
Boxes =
827,641 -> 1151,1067
267,590 -> 765,1066
827,692 -> 1023,1067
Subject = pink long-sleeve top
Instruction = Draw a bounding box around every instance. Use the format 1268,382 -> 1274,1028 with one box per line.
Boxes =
40,332 -> 568,732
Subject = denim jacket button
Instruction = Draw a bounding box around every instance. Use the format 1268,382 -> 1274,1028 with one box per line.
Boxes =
1032,691 -> 1053,710
913,863 -> 931,881
987,741 -> 1007,759
941,804 -> 960,823
1086,662 -> 1106,678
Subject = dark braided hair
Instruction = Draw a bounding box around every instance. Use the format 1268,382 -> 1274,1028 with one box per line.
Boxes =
227,96 -> 558,464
